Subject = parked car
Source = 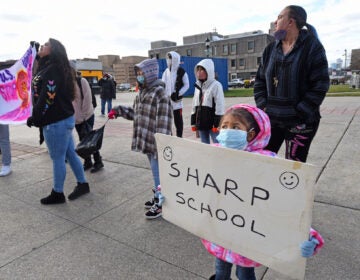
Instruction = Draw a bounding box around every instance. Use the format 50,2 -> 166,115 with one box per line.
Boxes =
244,78 -> 255,88
129,86 -> 137,92
228,78 -> 245,88
330,76 -> 346,85
90,83 -> 101,95
117,83 -> 131,91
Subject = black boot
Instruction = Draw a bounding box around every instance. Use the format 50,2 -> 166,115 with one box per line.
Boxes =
90,152 -> 104,173
83,157 -> 93,171
68,182 -> 90,200
41,189 -> 66,205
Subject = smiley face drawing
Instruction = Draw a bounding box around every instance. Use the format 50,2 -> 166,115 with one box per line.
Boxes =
279,171 -> 299,189
163,146 -> 173,161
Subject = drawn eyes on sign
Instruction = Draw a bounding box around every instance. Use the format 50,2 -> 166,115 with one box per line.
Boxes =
163,146 -> 173,161
279,171 -> 299,189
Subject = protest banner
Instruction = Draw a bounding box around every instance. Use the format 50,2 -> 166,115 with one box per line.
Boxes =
155,134 -> 316,280
0,45 -> 36,124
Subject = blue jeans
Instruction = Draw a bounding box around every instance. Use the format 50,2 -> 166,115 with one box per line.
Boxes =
147,154 -> 164,205
43,116 -> 87,193
215,258 -> 256,280
0,124 -> 11,166
199,129 -> 219,144
101,98 -> 113,115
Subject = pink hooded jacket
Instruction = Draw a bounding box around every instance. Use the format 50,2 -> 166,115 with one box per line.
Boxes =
201,104 -> 324,267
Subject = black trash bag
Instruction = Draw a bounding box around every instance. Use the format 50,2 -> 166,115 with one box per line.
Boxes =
76,125 -> 105,159
78,120 -> 92,139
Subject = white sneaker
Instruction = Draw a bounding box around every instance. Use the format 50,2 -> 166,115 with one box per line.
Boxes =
0,165 -> 12,177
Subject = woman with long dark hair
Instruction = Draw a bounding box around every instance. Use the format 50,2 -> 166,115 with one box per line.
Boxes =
27,38 -> 90,204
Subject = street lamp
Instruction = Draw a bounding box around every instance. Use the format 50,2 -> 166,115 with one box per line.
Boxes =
205,37 -> 210,57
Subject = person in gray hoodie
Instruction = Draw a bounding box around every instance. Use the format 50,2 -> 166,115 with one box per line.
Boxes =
191,59 -> 225,144
108,58 -> 173,219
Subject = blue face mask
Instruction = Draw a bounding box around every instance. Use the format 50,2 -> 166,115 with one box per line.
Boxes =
216,129 -> 248,150
137,75 -> 145,84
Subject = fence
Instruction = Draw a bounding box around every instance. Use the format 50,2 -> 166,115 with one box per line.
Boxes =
158,56 -> 228,96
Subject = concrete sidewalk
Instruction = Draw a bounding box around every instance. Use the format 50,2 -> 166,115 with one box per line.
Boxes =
0,94 -> 359,279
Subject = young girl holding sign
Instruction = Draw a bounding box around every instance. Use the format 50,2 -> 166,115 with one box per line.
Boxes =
202,104 -> 324,280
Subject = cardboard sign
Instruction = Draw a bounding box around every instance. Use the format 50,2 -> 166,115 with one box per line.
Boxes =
155,134 -> 316,280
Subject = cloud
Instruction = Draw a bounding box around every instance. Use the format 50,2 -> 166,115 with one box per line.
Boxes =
0,0 -> 359,65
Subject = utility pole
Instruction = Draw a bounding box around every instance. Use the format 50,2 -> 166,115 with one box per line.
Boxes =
344,49 -> 347,77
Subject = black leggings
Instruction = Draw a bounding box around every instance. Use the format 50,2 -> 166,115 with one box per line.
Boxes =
173,108 -> 183,138
266,121 -> 320,162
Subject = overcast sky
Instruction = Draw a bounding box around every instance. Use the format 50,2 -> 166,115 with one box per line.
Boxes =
1,0 -> 359,66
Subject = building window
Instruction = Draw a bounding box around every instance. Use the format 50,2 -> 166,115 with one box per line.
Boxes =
248,41 -> 254,52
223,45 -> 228,55
239,58 -> 245,67
186,49 -> 192,56
155,54 -> 159,59
230,59 -> 236,68
257,56 -> 261,66
231,43 -> 237,54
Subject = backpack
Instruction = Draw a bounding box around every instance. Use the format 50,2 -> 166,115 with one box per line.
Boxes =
76,77 -> 97,108
171,67 -> 186,102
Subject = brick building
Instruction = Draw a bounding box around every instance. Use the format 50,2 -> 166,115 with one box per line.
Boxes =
148,30 -> 274,81
112,56 -> 148,86
350,49 -> 360,71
